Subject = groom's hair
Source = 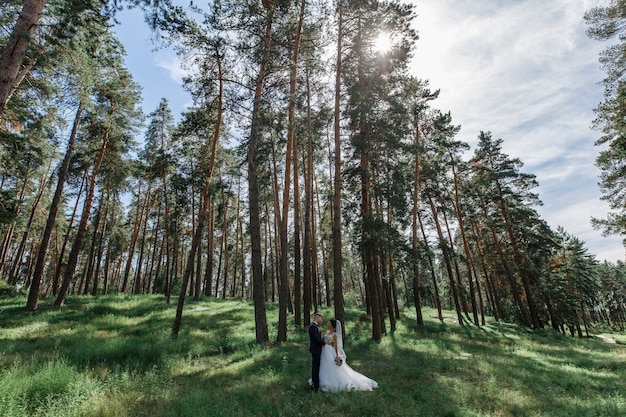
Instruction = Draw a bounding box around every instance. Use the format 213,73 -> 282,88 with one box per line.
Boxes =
314,313 -> 323,319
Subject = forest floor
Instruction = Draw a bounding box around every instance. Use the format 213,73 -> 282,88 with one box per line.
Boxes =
1,294 -> 625,417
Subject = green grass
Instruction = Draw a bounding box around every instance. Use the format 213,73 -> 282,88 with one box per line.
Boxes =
1,294 -> 625,417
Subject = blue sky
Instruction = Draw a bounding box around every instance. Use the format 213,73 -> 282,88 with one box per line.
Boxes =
114,0 -> 624,263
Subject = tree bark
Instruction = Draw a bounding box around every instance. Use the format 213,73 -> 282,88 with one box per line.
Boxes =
332,0 -> 346,329
0,0 -> 46,115
55,118 -> 112,307
246,4 -> 273,344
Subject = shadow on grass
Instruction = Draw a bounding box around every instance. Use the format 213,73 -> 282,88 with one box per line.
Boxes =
2,297 -> 626,416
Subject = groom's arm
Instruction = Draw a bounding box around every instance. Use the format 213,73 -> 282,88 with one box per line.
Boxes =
309,325 -> 325,346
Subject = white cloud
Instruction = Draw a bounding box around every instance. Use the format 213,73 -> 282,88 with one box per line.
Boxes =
155,52 -> 188,85
412,0 -> 624,262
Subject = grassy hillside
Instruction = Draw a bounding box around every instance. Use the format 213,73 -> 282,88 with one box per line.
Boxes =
1,294 -> 625,417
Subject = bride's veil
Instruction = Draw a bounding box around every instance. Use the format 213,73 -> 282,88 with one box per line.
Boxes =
335,320 -> 345,358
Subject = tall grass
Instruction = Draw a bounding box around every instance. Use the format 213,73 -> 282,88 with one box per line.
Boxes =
1,294 -> 625,416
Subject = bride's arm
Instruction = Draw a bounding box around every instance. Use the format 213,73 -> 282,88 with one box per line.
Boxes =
333,333 -> 338,356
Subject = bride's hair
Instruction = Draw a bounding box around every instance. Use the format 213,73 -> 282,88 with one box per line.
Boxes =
329,319 -> 337,330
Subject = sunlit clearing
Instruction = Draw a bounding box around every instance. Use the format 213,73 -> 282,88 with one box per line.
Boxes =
373,32 -> 392,52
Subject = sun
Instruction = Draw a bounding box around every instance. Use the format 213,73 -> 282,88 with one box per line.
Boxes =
373,32 -> 393,53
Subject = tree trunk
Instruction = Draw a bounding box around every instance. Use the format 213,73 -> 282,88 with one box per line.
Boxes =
248,4 -> 272,344
332,0 -> 345,329
450,157 -> 479,325
122,181 -> 146,292
418,210 -> 443,321
427,194 -> 463,325
91,200 -> 109,297
302,70 -> 313,326
496,185 -> 541,329
0,0 -> 46,115
9,162 -> 51,286
133,191 -> 151,295
55,120 -> 112,307
411,113 -> 424,325
203,200 -> 215,296
480,198 -> 531,326
172,50 -> 224,337
0,172 -> 30,275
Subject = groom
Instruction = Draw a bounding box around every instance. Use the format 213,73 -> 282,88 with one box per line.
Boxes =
308,313 -> 327,391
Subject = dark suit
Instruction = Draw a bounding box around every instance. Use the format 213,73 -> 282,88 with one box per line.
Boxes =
308,321 -> 325,389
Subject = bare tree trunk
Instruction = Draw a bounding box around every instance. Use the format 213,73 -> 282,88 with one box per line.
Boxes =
55,119 -> 112,307
293,143 -> 302,327
450,157 -> 479,325
0,173 -> 30,275
480,197 -> 531,326
203,200 -> 215,296
122,181 -> 146,292
411,113 -> 425,325
51,168 -> 87,295
10,161 -> 51,286
232,188 -> 241,297
302,72 -> 313,326
441,207 -> 470,319
418,210 -> 443,321
82,199 -> 104,294
248,3 -> 272,344
332,0 -> 345,329
133,191 -> 151,295
496,184 -> 541,329
172,49 -> 225,337
314,176 -> 327,308
427,194 -> 464,325
91,201 -> 109,297
27,104 -> 83,310
0,0 -> 46,115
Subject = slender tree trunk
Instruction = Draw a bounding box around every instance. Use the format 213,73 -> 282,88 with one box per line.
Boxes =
91,201 -> 109,297
0,0 -> 46,115
246,3 -> 272,344
418,209 -> 443,321
203,201 -> 215,296
480,198 -> 531,326
469,217 -> 502,320
0,173 -> 30,275
441,207 -> 470,318
55,120 -> 112,307
427,194 -> 463,325
9,163 -> 51,286
302,69 -> 313,326
314,176 -> 327,308
293,143 -> 303,327
411,113 -> 424,325
134,191 -> 151,295
332,0 -> 345,329
232,190 -> 241,297
172,50 -> 226,337
51,168 -> 87,295
122,181 -> 146,292
82,201 -> 104,294
496,185 -> 541,329
450,158 -> 479,325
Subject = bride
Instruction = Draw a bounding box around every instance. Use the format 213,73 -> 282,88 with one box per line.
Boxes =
316,319 -> 378,392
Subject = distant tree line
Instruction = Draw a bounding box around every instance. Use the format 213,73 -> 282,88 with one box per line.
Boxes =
1,0 -> 625,342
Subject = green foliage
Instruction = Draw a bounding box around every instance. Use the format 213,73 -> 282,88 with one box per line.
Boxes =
585,1 -> 626,243
1,295 -> 625,416
0,280 -> 18,298
0,189 -> 20,226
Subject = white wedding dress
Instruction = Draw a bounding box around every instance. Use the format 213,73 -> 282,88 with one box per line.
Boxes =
317,320 -> 378,392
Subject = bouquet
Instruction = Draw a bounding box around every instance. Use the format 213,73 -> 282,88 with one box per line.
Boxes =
334,355 -> 343,366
